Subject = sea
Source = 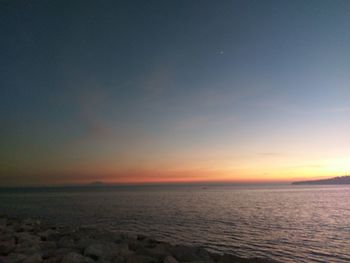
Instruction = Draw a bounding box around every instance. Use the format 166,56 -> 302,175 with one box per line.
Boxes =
0,184 -> 349,263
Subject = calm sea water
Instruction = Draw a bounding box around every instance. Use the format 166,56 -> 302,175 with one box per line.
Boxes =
0,184 -> 349,262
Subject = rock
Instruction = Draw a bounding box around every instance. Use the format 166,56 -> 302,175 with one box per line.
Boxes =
41,248 -> 78,261
38,229 -> 57,241
218,253 -> 281,263
111,233 -> 124,243
137,234 -> 148,241
97,231 -> 121,243
40,241 -> 57,250
219,254 -> 235,263
0,233 -> 15,242
57,236 -> 76,249
42,256 -> 63,263
244,257 -> 279,263
123,233 -> 138,241
112,256 -> 127,263
22,219 -> 41,226
19,224 -> 34,232
14,244 -> 41,255
14,234 -> 41,255
170,245 -> 202,262
208,252 -> 221,262
163,256 -> 178,263
84,243 -> 113,260
5,253 -> 27,263
0,238 -> 16,256
135,243 -> 168,259
196,247 -> 211,261
41,249 -> 56,260
41,258 -> 59,263
127,237 -> 148,252
0,218 -> 7,228
62,252 -> 94,263
15,232 -> 40,245
12,218 -> 41,233
0,218 -> 279,263
12,223 -> 24,233
42,248 -> 81,263
114,243 -> 132,257
144,239 -> 164,249
76,238 -> 95,250
126,255 -> 157,263
22,253 -> 43,263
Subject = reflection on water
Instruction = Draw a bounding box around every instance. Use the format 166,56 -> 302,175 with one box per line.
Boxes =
0,184 -> 349,262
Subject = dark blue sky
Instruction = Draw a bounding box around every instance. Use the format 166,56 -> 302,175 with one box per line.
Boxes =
1,0 -> 349,185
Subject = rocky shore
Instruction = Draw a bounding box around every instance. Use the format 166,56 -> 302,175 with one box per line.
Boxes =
0,216 -> 278,263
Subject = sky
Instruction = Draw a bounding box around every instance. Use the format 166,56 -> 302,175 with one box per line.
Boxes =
1,0 -> 349,186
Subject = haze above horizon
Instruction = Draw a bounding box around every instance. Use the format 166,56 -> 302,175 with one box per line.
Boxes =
1,0 -> 349,186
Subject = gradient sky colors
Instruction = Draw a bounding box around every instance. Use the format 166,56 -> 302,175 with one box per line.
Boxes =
1,0 -> 349,186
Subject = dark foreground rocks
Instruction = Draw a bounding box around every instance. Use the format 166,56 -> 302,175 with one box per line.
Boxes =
0,216 -> 278,263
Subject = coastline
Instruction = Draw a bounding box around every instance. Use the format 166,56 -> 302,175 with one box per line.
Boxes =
0,216 -> 278,263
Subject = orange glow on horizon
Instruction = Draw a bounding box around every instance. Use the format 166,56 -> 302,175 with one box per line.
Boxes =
9,156 -> 347,186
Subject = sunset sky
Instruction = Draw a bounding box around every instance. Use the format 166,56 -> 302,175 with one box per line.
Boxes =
1,0 -> 349,186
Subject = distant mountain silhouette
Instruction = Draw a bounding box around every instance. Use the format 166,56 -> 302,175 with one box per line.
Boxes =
89,181 -> 107,186
292,176 -> 350,185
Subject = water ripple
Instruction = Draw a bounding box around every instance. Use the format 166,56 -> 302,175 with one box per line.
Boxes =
1,185 -> 350,262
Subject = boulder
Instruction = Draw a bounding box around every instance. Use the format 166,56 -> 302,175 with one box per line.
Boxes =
40,241 -> 57,250
14,218 -> 41,233
127,239 -> 143,252
15,232 -> 40,245
114,242 -> 132,257
170,245 -> 202,262
196,247 -> 211,261
42,256 -> 63,263
38,229 -> 57,241
19,224 -> 34,233
219,254 -> 276,263
243,257 -> 279,263
62,252 -> 95,263
111,233 -> 124,244
14,244 -> 41,255
22,253 -> 43,263
0,218 -> 7,228
84,243 -> 113,260
135,244 -> 169,259
123,233 -> 138,241
22,219 -> 41,226
0,238 -> 16,256
208,252 -> 221,262
41,248 -> 78,261
112,256 -> 127,263
57,236 -> 76,249
5,253 -> 27,263
126,255 -> 157,263
0,233 -> 15,242
137,235 -> 148,241
12,223 -> 24,233
163,255 -> 178,263
76,238 -> 95,251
